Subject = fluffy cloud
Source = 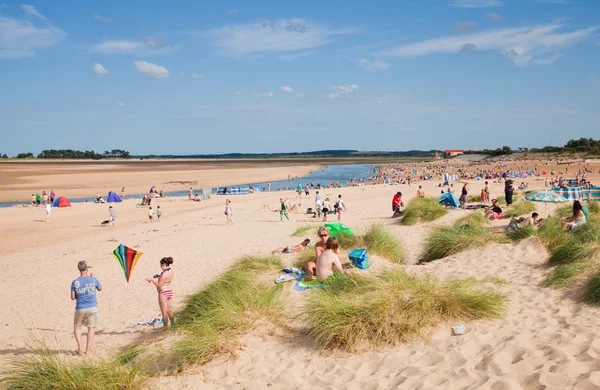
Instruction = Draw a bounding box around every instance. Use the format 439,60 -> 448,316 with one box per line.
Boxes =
0,9 -> 66,58
93,14 -> 115,24
358,58 -> 389,71
377,24 -> 597,66
460,43 -> 478,55
280,86 -> 294,93
206,18 -> 352,57
279,50 -> 314,61
133,60 -> 169,78
453,22 -> 479,34
249,92 -> 274,98
486,13 -> 503,22
93,63 -> 109,75
327,84 -> 358,99
20,5 -> 46,20
117,102 -> 126,107
451,0 -> 503,7
191,73 -> 204,79
92,39 -> 177,56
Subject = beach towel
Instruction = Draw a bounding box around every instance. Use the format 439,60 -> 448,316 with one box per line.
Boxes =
294,274 -> 326,291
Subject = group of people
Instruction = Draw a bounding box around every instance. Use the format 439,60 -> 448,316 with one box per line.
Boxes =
30,190 -> 55,207
312,193 -> 347,222
71,257 -> 174,355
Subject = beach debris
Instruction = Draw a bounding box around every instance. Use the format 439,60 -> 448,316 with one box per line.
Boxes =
452,324 -> 466,336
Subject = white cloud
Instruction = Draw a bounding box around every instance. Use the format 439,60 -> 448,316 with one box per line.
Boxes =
451,0 -> 502,7
93,63 -> 109,75
280,86 -> 293,93
249,92 -> 274,98
296,92 -> 304,99
191,73 -> 204,79
206,19 -> 352,57
453,22 -> 479,34
92,40 -> 177,56
358,58 -> 389,71
117,102 -> 126,107
93,14 -> 115,24
227,9 -> 239,16
234,91 -> 241,96
20,4 -> 46,20
133,60 -> 169,78
0,11 -> 66,58
486,13 -> 503,22
590,77 -> 599,83
377,24 -> 597,66
279,50 -> 314,61
460,43 -> 478,55
530,54 -> 561,65
327,84 -> 358,99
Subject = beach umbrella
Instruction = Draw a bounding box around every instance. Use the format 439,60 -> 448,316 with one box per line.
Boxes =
111,244 -> 143,282
525,191 -> 568,216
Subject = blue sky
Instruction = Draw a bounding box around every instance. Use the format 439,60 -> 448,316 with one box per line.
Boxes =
0,0 -> 599,155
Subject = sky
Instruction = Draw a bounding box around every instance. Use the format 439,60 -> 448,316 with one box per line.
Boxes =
0,0 -> 599,155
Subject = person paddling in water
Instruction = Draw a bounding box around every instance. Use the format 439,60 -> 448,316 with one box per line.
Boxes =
145,257 -> 175,328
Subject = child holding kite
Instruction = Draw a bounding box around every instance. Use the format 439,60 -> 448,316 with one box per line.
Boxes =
145,257 -> 174,328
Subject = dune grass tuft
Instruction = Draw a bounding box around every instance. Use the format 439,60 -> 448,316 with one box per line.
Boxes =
581,273 -> 600,305
293,246 -> 316,269
502,201 -> 537,219
541,262 -> 594,288
0,341 -> 148,390
170,255 -> 284,369
336,224 -> 405,264
547,241 -> 598,266
536,216 -> 570,252
419,214 -> 494,263
506,225 -> 536,242
292,225 -> 318,237
304,271 -> 506,351
468,194 -> 482,203
401,197 -> 448,226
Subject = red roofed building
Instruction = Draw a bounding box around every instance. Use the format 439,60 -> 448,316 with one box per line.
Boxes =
444,149 -> 465,158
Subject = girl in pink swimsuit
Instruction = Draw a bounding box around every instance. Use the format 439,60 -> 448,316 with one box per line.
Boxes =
146,257 -> 174,328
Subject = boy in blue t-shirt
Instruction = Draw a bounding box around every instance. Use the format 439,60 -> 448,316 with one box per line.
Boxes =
70,260 -> 102,355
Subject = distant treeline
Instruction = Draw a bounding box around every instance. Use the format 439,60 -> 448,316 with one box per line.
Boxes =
137,149 -> 441,159
5,149 -> 131,159
465,138 -> 600,157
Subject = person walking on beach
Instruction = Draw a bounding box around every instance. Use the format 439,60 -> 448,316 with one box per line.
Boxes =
296,183 -> 302,198
109,206 -> 116,226
148,206 -> 154,222
504,180 -> 514,206
268,182 -> 271,192
417,186 -> 425,197
188,187 -> 193,201
322,197 -> 331,222
280,198 -> 290,222
459,183 -> 469,209
71,260 -> 102,355
45,202 -> 52,222
225,199 -> 233,225
157,205 -> 162,222
50,189 -> 55,203
145,257 -> 174,328
335,194 -> 346,222
121,187 -> 126,200
484,181 -> 490,204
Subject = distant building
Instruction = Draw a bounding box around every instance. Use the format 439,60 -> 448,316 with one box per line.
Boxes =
444,149 -> 465,158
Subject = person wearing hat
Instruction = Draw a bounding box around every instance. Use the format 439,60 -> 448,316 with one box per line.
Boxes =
70,260 -> 102,355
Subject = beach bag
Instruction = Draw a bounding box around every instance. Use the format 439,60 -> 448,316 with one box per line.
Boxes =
348,248 -> 369,269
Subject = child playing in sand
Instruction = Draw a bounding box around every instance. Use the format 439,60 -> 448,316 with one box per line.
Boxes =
157,206 -> 162,222
45,202 -> 51,222
109,206 -> 115,226
480,188 -> 488,204
308,237 -> 346,282
280,198 -> 289,222
148,206 -> 154,222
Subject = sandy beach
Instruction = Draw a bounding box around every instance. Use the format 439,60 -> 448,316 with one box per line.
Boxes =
2,160 -> 600,389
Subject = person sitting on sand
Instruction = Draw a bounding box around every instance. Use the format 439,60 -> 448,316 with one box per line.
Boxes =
306,228 -> 344,279
484,199 -> 503,220
562,200 -> 586,231
272,238 -> 310,254
310,237 -> 347,282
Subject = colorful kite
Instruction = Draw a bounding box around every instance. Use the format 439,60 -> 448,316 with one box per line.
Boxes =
111,244 -> 143,282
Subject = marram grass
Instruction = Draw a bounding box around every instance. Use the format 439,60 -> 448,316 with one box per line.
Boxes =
337,224 -> 405,264
541,262 -> 594,288
292,225 -> 318,237
402,197 -> 448,226
0,341 -> 148,390
170,255 -> 284,370
581,273 -> 600,305
502,201 -> 537,219
304,271 -> 506,351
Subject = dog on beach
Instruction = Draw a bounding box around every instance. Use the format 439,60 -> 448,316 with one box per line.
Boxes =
101,220 -> 112,226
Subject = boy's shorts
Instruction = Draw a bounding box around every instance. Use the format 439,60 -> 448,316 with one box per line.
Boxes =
74,308 -> 98,327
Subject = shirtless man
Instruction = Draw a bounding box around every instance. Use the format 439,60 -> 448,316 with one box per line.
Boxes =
314,237 -> 346,282
417,186 -> 425,197
306,228 -> 343,280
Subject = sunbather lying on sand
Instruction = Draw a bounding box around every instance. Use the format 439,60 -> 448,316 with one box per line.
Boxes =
272,239 -> 310,254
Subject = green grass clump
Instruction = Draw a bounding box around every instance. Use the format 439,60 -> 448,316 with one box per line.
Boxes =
468,194 -> 482,203
502,201 -> 537,219
506,225 -> 536,242
293,246 -> 316,269
304,271 -> 506,351
536,216 -> 570,252
541,262 -> 593,288
292,225 -> 318,237
586,201 -> 600,215
171,255 -> 283,369
547,242 -> 598,266
419,216 -> 494,263
361,224 -> 405,264
581,273 -> 600,305
402,197 -> 448,226
1,342 -> 147,390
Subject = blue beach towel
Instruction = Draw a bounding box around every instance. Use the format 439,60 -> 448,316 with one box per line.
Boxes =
294,273 -> 326,291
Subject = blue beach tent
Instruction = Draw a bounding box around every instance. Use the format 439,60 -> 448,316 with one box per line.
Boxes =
438,192 -> 460,208
107,191 -> 122,203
